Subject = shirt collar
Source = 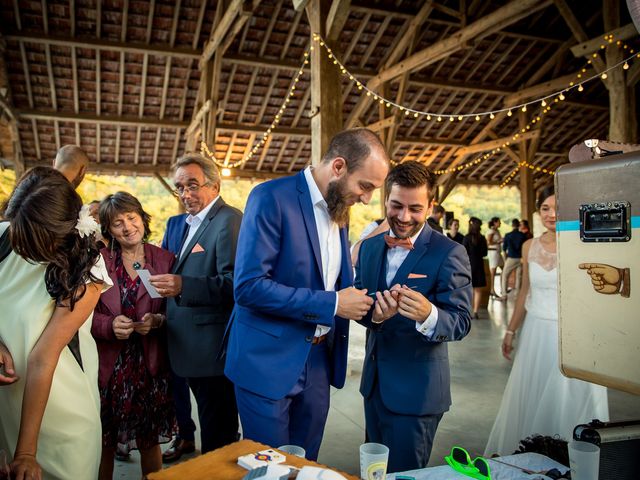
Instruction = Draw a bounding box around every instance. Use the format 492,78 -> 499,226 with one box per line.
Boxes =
304,166 -> 327,209
185,196 -> 219,226
387,223 -> 425,247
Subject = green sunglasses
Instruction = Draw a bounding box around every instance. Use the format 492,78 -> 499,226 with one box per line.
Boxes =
444,446 -> 491,480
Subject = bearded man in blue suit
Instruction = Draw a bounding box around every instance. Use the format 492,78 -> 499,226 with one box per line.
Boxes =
225,129 -> 389,460
354,161 -> 472,473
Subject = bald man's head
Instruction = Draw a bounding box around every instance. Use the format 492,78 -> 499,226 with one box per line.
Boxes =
53,145 -> 89,188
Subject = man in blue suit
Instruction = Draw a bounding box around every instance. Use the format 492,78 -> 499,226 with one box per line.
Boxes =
225,129 -> 389,460
160,213 -> 197,462
354,161 -> 472,472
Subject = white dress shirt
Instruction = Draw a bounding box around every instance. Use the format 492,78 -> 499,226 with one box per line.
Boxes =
384,225 -> 439,338
179,196 -> 220,259
304,167 -> 341,336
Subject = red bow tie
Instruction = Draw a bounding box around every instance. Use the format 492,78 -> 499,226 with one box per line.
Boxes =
384,235 -> 414,250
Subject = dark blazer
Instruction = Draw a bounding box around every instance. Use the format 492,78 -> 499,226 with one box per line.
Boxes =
92,243 -> 175,389
224,171 -> 353,400
166,197 -> 242,378
355,226 -> 472,416
161,213 -> 188,255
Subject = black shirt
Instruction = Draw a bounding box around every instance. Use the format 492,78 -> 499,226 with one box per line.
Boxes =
503,229 -> 527,258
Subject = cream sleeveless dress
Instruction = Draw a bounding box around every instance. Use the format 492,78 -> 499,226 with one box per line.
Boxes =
0,222 -> 112,479
484,236 -> 609,456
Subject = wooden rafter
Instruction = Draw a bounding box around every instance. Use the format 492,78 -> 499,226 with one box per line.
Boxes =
200,0 -> 244,69
347,0 -> 553,127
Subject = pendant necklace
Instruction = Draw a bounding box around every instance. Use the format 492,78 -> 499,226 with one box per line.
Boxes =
124,244 -> 143,270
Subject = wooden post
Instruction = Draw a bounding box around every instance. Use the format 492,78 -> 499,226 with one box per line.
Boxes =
604,0 -> 634,143
0,35 -> 24,179
519,111 -> 535,227
306,0 -> 343,166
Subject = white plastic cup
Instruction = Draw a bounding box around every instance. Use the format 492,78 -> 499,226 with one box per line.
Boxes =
359,442 -> 389,480
277,444 -> 306,458
568,440 -> 600,480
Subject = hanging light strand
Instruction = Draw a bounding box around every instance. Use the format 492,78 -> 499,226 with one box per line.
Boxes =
201,49 -> 311,169
312,33 -> 637,120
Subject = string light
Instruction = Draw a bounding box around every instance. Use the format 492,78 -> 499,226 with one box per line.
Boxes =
310,33 -> 637,121
200,48 -> 310,169
202,32 -> 636,175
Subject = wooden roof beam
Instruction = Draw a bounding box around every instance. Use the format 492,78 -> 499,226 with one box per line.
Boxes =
3,33 -> 201,59
503,69 -> 594,106
347,0 -> 552,127
17,110 -> 189,129
570,23 -> 638,58
376,0 -> 551,84
199,0 -> 244,69
552,0 -> 606,74
326,0 -> 351,43
21,159 -> 283,180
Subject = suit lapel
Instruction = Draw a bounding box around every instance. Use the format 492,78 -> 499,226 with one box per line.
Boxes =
366,234 -> 388,290
297,171 -> 324,283
389,226 -> 431,287
174,198 -> 225,272
337,226 -> 353,289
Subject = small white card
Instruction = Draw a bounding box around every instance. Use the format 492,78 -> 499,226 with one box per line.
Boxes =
237,449 -> 286,470
137,269 -> 162,299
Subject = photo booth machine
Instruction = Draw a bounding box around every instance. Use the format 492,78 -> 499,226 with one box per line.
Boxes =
556,150 -> 640,480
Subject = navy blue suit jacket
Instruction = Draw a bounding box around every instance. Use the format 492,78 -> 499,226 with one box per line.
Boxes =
355,226 -> 472,416
161,213 -> 188,256
224,171 -> 352,400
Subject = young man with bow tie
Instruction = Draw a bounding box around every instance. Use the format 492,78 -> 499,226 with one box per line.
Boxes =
354,161 -> 473,473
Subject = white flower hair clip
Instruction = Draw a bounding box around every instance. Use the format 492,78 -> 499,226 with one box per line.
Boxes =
76,204 -> 100,238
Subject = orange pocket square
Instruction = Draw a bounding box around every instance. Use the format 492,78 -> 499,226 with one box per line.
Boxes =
191,243 -> 205,253
408,273 -> 427,279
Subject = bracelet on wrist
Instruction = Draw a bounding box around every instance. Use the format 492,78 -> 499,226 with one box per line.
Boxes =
505,330 -> 515,336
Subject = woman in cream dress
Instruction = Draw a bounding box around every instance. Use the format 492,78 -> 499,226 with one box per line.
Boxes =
486,217 -> 504,297
0,168 -> 111,480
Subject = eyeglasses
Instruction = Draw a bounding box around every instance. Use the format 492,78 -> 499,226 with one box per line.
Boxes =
172,182 -> 211,197
444,446 -> 491,480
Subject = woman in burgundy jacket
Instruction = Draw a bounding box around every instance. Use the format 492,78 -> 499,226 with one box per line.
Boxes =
92,192 -> 176,480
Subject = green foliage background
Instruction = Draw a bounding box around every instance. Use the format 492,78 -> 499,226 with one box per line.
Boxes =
0,171 -> 520,244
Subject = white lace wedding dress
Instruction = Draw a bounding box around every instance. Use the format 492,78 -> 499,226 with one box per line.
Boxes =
484,237 -> 609,456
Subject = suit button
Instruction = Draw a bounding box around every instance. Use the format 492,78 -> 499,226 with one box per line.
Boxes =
371,354 -> 376,361
305,336 -> 313,342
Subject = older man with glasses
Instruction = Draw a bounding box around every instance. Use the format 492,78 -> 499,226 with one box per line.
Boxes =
150,153 -> 243,454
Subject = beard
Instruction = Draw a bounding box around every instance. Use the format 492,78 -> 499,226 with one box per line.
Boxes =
326,178 -> 351,227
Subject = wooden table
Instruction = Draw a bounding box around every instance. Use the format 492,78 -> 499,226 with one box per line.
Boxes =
148,439 -> 360,480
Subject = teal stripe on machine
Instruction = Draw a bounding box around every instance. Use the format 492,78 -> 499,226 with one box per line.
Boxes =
556,220 -> 580,232
557,217 -> 640,231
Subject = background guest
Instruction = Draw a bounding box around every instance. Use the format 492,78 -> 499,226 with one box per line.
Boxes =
53,144 -> 89,188
93,192 -> 176,480
446,218 -> 464,244
486,217 -> 504,297
520,219 -> 533,240
0,167 -> 110,479
87,200 -> 108,249
427,204 -> 445,233
485,185 -> 608,456
463,217 -> 488,319
499,219 -> 527,300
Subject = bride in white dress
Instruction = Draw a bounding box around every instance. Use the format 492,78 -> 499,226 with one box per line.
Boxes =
485,185 -> 609,456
